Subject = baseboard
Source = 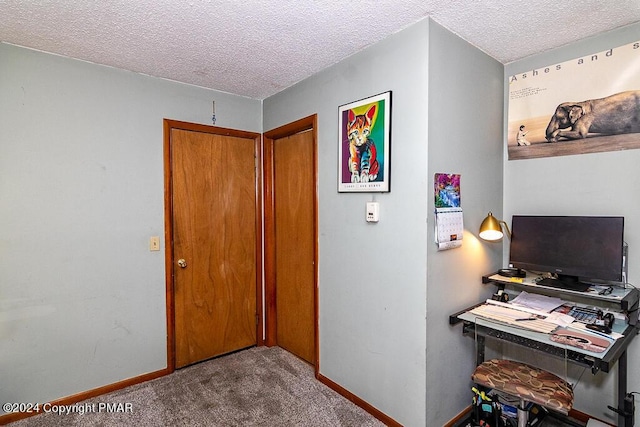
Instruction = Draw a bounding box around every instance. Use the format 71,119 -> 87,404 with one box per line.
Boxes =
0,368 -> 170,425
316,373 -> 402,427
444,405 -> 473,426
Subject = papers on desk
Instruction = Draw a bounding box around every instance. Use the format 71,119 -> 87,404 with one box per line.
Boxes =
550,328 -> 611,353
469,302 -> 558,334
568,322 -> 622,341
510,291 -> 564,313
486,299 -> 574,326
543,311 -> 576,327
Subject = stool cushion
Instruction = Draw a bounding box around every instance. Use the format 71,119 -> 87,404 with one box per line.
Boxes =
472,359 -> 573,414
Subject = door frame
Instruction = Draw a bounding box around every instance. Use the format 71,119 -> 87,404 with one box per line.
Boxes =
163,119 -> 263,372
263,114 -> 319,375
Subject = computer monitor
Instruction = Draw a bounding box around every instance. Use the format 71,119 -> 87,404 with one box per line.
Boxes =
509,215 -> 625,289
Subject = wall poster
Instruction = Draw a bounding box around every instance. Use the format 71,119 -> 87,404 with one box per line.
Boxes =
507,39 -> 640,160
338,91 -> 391,192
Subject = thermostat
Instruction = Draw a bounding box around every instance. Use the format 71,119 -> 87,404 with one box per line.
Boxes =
366,202 -> 379,223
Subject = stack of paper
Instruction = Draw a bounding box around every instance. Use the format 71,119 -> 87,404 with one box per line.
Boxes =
469,304 -> 558,334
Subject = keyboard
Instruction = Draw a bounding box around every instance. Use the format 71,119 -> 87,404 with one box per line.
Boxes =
537,277 -> 591,292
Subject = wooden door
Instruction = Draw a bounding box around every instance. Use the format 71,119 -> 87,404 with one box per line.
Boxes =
264,116 -> 317,366
165,120 -> 261,369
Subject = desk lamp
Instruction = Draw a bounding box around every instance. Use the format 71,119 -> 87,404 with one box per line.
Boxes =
479,212 -> 511,241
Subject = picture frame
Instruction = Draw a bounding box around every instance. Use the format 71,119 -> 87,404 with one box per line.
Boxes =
338,91 -> 391,192
507,40 -> 640,160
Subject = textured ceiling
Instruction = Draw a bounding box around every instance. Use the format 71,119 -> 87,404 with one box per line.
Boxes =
1,1 -> 639,99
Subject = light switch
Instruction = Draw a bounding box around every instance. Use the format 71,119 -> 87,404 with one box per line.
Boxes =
150,236 -> 160,251
366,202 -> 379,223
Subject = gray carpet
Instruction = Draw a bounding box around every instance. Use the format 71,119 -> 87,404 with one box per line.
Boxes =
10,346 -> 385,427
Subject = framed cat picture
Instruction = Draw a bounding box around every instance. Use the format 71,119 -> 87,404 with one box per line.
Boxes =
338,91 -> 391,192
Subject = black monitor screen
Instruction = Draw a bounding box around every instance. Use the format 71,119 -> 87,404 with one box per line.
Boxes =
509,215 -> 624,283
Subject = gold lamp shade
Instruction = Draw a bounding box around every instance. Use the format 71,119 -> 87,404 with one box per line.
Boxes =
479,212 -> 511,241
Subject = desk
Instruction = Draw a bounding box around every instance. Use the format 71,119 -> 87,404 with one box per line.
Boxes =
451,275 -> 639,426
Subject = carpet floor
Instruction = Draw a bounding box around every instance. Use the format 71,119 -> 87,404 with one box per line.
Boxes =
9,346 -> 385,427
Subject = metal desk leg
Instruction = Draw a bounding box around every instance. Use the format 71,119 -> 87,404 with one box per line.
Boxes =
619,350 -> 626,427
617,350 -> 635,427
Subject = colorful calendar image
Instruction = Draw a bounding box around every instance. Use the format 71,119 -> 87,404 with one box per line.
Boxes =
434,173 -> 463,251
434,173 -> 460,208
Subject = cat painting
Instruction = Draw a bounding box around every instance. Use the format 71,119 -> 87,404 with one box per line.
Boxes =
347,105 -> 380,183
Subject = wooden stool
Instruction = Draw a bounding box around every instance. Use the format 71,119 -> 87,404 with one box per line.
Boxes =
472,359 -> 574,426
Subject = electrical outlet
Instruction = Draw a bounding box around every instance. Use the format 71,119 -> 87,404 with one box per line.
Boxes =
149,236 -> 160,251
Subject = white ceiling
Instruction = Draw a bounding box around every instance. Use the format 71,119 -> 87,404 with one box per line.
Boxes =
1,1 -> 639,100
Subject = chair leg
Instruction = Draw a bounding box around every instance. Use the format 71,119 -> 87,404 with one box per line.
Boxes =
517,399 -> 528,427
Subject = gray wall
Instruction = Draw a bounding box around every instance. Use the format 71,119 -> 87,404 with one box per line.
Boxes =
426,21 -> 504,426
504,22 -> 640,425
0,42 -> 261,408
264,18 -> 504,426
264,19 -> 430,427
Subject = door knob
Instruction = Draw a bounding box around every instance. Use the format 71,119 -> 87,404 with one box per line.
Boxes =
177,259 -> 187,268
